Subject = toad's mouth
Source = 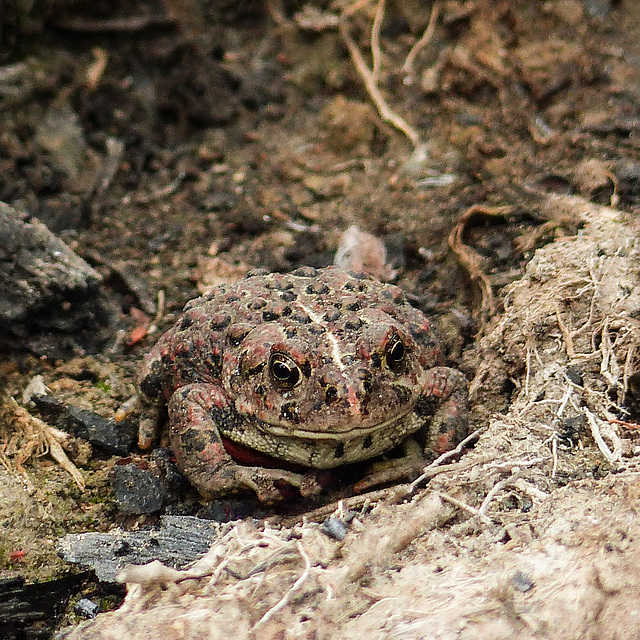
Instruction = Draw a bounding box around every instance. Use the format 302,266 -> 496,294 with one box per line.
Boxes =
221,409 -> 424,469
256,408 -> 415,440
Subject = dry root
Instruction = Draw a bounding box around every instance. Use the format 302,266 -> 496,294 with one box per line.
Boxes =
0,392 -> 85,489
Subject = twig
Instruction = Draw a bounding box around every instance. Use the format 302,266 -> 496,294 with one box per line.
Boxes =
409,425 -> 487,491
134,171 -> 187,204
51,14 -> 172,32
402,2 -> 440,76
513,478 -> 549,502
370,0 -> 386,81
341,0 -> 374,18
478,469 -> 523,516
448,205 -> 512,317
145,289 -> 166,337
339,22 -> 421,147
554,302 -> 575,360
432,490 -> 493,526
622,343 -> 636,406
584,406 -> 620,465
251,541 -> 312,631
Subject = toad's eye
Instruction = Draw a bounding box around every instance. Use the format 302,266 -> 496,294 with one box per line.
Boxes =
385,335 -> 405,371
269,353 -> 301,389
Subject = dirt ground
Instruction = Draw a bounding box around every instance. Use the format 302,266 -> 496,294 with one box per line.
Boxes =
2,0 -> 640,638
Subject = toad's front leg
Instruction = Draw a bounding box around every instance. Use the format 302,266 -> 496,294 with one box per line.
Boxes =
421,366 -> 469,454
167,384 -> 322,503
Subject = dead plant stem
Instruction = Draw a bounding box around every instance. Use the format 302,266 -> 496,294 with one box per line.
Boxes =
339,23 -> 421,147
402,2 -> 440,75
371,0 -> 385,81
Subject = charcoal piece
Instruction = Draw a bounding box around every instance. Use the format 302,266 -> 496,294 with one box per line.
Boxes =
0,572 -> 90,640
31,395 -> 136,456
112,459 -> 169,515
67,407 -> 136,456
57,516 -> 224,582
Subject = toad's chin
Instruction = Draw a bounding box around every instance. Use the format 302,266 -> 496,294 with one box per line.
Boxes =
222,410 -> 426,469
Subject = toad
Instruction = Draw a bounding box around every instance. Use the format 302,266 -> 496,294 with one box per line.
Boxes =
139,266 -> 468,502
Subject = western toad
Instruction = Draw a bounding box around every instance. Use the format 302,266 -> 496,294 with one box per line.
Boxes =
139,266 -> 468,502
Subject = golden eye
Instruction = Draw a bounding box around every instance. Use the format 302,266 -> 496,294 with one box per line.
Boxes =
385,335 -> 405,371
269,353 -> 301,389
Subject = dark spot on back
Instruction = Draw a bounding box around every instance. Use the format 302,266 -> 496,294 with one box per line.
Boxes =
345,319 -> 364,331
228,325 -> 251,347
362,435 -> 373,449
263,309 -> 280,321
323,309 -> 342,322
309,325 -> 326,335
204,352 -> 223,376
249,299 -> 267,310
306,283 -> 330,295
325,386 -> 338,403
281,291 -> 297,302
292,266 -> 319,278
210,314 -> 231,331
179,315 -> 194,331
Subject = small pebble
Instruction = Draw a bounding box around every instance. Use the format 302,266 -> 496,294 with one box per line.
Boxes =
74,597 -> 100,618
512,571 -> 535,592
320,517 -> 348,541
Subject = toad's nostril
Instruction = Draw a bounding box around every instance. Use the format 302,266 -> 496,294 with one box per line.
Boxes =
325,386 -> 338,403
